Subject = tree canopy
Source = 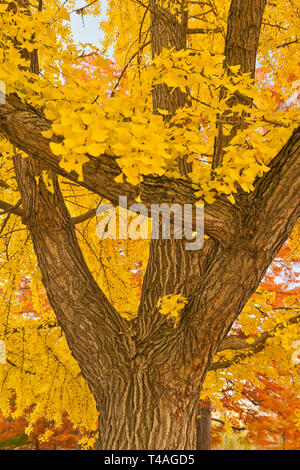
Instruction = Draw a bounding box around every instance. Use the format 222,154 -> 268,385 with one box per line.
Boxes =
0,0 -> 299,450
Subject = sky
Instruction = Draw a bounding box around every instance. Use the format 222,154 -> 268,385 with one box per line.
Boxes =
70,1 -> 107,47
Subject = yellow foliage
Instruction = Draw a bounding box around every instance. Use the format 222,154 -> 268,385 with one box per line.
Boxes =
0,0 -> 299,441
157,294 -> 188,327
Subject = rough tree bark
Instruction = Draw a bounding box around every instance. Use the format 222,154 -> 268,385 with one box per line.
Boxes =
0,0 -> 299,450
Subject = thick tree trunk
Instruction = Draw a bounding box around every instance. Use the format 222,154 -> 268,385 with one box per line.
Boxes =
12,125 -> 299,449
96,373 -> 200,450
12,153 -> 210,450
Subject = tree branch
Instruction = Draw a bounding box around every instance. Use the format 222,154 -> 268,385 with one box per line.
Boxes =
71,207 -> 97,225
212,0 -> 267,168
177,124 -> 299,382
187,27 -> 221,34
211,417 -> 246,432
211,313 -> 300,370
0,93 -> 237,246
13,154 -> 131,398
0,199 -> 24,217
250,125 -> 300,256
0,197 -> 98,226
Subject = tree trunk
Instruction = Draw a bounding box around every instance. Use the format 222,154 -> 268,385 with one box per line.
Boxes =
96,374 -> 200,450
12,153 -> 209,450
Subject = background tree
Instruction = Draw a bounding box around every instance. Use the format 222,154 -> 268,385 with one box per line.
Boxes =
0,0 -> 299,449
208,232 -> 300,450
0,407 -> 79,450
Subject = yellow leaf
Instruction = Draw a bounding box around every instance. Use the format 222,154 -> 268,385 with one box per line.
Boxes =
228,194 -> 235,204
229,65 -> 241,73
41,129 -> 54,139
204,193 -> 216,204
81,114 -> 94,126
114,173 -> 124,183
86,143 -> 106,157
156,108 -> 169,116
49,142 -> 66,155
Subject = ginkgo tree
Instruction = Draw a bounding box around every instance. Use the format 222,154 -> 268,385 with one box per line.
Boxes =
0,0 -> 299,450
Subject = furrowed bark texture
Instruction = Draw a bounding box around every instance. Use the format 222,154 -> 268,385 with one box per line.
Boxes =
12,155 -> 132,400
213,0 -> 267,168
150,0 -> 188,114
1,0 -> 299,450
